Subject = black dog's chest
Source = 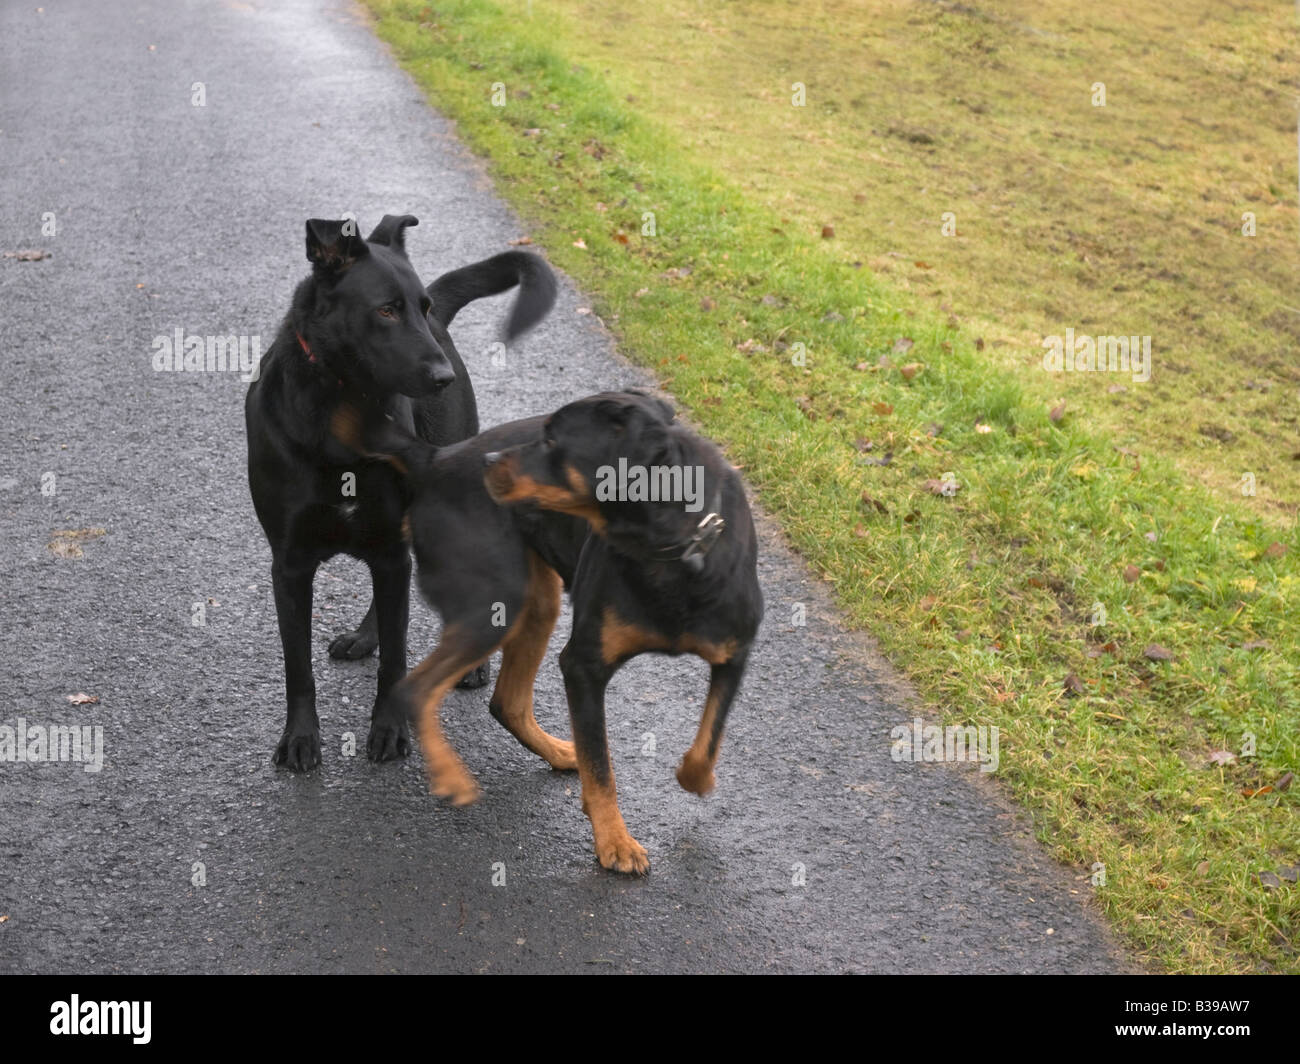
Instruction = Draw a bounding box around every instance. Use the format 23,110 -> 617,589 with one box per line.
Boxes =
289,463 -> 408,559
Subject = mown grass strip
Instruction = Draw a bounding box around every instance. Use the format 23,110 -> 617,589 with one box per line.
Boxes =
366,0 -> 1299,973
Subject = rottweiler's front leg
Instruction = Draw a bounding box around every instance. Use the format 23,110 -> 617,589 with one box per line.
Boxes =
559,641 -> 649,876
271,553 -> 321,771
367,548 -> 412,761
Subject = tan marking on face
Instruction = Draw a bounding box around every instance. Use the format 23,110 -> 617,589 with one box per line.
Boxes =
486,456 -> 606,531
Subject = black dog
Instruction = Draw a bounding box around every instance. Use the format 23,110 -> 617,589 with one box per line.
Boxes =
246,214 -> 555,771
336,390 -> 762,874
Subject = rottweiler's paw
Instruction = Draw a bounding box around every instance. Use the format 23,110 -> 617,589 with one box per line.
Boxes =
430,767 -> 481,807
545,739 -> 578,772
274,730 -> 322,772
328,628 -> 378,660
367,717 -> 410,762
675,752 -> 716,796
595,833 -> 650,876
455,663 -> 490,689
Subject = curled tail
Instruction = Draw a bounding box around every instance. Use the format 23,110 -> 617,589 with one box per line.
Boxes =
426,250 -> 557,340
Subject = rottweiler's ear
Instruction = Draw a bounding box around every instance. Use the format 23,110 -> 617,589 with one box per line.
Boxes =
305,219 -> 370,274
366,214 -> 419,254
619,388 -> 676,424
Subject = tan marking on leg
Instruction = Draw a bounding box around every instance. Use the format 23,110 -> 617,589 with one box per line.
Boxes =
404,629 -> 497,805
675,634 -> 738,665
490,556 -> 576,770
576,759 -> 649,876
676,684 -> 722,796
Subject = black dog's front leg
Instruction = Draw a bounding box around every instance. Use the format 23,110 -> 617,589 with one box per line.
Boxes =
367,549 -> 412,761
271,553 -> 322,771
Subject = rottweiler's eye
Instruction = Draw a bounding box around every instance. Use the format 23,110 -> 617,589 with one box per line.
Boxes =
377,303 -> 399,319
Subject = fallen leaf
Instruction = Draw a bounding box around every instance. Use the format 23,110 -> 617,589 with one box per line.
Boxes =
3,249 -> 51,261
913,260 -> 932,269
892,337 -> 914,355
1143,644 -> 1176,661
1276,771 -> 1294,792
571,238 -> 587,249
1048,400 -> 1066,423
899,362 -> 921,380
1123,564 -> 1141,583
612,231 -> 629,245
852,437 -> 873,453
974,423 -> 992,434
507,235 -> 533,246
924,477 -> 959,497
1258,870 -> 1281,890
1241,786 -> 1274,798
699,298 -> 716,311
1241,640 -> 1269,651
47,527 -> 106,559
871,401 -> 893,416
1063,673 -> 1085,695
1262,542 -> 1287,560
1195,861 -> 1210,877
918,595 -> 938,611
821,225 -> 835,238
65,693 -> 99,705
1207,750 -> 1236,766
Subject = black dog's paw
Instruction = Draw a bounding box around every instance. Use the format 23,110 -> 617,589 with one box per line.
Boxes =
328,628 -> 379,660
456,662 -> 491,689
274,729 -> 322,772
367,715 -> 410,762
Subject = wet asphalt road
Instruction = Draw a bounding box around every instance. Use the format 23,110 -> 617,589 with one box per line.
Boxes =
0,0 -> 1135,973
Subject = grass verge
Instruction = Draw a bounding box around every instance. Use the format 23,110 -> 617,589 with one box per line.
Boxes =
365,0 -> 1299,972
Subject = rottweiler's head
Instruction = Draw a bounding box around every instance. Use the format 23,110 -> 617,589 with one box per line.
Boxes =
485,390 -> 716,557
294,215 -> 455,397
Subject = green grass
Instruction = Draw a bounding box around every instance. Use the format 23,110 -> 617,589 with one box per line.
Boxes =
364,0 -> 1300,972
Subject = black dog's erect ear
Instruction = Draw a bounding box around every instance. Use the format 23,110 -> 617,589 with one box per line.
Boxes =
305,218 -> 370,274
366,214 -> 419,253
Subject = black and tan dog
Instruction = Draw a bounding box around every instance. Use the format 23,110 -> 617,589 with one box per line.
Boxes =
337,390 -> 762,874
246,214 -> 555,771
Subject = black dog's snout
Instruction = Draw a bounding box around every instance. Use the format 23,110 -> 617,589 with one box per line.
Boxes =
423,362 -> 455,390
483,451 -> 502,467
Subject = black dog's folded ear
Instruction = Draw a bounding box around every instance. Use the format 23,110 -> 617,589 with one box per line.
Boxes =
305,218 -> 369,274
366,214 -> 419,253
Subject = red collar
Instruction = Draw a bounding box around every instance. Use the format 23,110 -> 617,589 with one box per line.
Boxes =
295,330 -> 344,389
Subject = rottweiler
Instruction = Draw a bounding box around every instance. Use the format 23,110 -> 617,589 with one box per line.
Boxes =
335,389 -> 763,874
245,214 -> 555,771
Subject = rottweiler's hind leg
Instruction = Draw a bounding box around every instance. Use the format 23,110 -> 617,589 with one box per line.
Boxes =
398,625 -> 501,805
489,555 -> 576,771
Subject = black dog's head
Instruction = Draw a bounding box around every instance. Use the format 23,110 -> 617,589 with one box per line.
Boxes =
294,214 -> 454,396
485,390 -> 721,564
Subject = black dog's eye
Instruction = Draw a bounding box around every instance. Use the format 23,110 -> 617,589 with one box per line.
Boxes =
377,303 -> 399,319
543,437 -> 556,450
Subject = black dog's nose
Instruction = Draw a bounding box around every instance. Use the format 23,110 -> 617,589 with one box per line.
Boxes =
423,363 -> 455,390
483,451 -> 501,467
